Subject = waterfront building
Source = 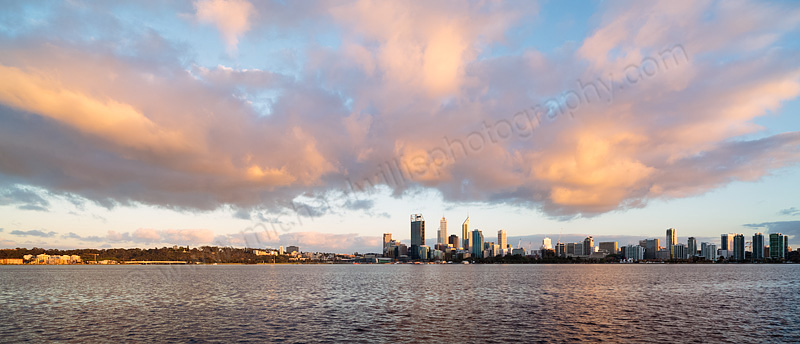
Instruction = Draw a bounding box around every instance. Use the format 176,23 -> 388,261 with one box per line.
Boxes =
448,234 -> 459,249
541,237 -> 552,250
752,233 -> 764,261
575,242 -> 585,257
471,229 -> 484,258
687,237 -> 698,257
438,217 -> 447,245
721,233 -> 735,258
383,233 -> 392,256
733,234 -> 746,261
701,243 -> 717,260
624,245 -> 645,261
667,228 -> 677,257
410,214 -> 425,259
286,246 -> 299,254
555,242 -> 565,257
498,230 -> 507,249
583,237 -> 594,256
598,242 -> 618,256
566,242 -> 575,256
512,248 -> 525,256
656,248 -> 670,260
769,233 -> 785,260
462,216 -> 471,253
640,239 -> 659,260
670,243 -> 688,260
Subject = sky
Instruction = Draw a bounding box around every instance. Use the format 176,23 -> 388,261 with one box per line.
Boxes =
1,0 -> 799,254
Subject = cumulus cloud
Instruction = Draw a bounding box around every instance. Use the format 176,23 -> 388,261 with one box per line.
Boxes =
0,0 -> 798,223
194,0 -> 255,53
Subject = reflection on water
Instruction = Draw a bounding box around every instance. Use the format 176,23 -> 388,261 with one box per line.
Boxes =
1,264 -> 799,342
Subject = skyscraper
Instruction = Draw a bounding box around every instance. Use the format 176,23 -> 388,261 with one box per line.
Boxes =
583,236 -> 594,256
383,233 -> 392,256
599,242 -> 617,255
438,216 -> 447,245
721,233 -> 735,258
498,229 -> 507,249
410,214 -> 425,259
666,228 -> 677,258
687,237 -> 697,258
448,234 -> 459,249
641,239 -> 659,260
462,216 -> 471,252
701,242 -> 717,260
733,234 -> 745,261
542,237 -> 553,250
752,232 -> 764,261
769,233 -> 784,260
471,229 -> 484,258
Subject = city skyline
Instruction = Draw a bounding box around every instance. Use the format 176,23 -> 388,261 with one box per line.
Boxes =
1,1 -> 800,254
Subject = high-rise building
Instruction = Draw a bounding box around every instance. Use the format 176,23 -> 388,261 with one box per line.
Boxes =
701,242 -> 716,260
784,235 -> 789,259
566,242 -> 575,256
498,230 -> 507,249
383,233 -> 392,256
599,242 -> 618,256
448,234 -> 459,249
555,242 -> 565,257
462,216 -> 471,252
687,237 -> 698,258
721,233 -> 735,254
640,239 -> 659,260
769,233 -> 785,260
438,217 -> 447,245
583,236 -> 594,256
541,237 -> 552,250
471,229 -> 484,258
670,243 -> 688,260
733,234 -> 745,261
624,245 -> 645,261
752,233 -> 765,261
575,242 -> 585,257
410,214 -> 425,259
667,228 -> 677,247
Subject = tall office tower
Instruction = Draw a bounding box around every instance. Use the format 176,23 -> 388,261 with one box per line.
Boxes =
752,233 -> 765,261
599,242 -> 618,255
462,216 -> 471,252
687,237 -> 698,257
583,236 -> 594,256
624,245 -> 645,261
642,239 -> 659,260
410,214 -> 425,259
575,242 -> 585,256
769,233 -> 785,260
721,233 -> 735,251
566,242 -> 575,256
733,234 -> 745,261
555,242 -> 565,257
438,217 -> 447,245
541,237 -> 552,250
471,229 -> 484,258
498,230 -> 508,249
667,228 -> 677,248
383,233 -> 392,256
701,243 -> 717,260
784,235 -> 789,259
670,243 -> 688,260
448,234 -> 459,249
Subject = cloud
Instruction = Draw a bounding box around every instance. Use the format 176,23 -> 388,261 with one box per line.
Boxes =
10,229 -> 56,237
744,221 -> 800,239
0,186 -> 50,211
194,0 -> 255,52
0,0 -> 798,222
778,207 -> 800,216
65,228 -> 215,245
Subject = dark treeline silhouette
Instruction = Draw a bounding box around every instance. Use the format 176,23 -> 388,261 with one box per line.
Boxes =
0,246 -> 299,264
